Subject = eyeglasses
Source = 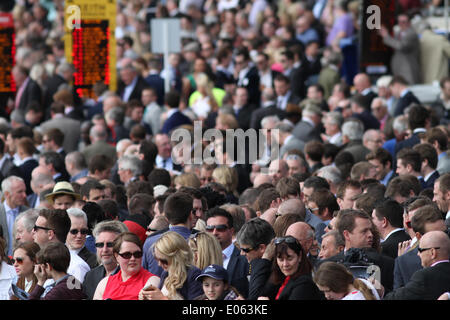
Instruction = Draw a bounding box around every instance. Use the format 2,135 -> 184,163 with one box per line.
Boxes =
307,207 -> 319,213
118,251 -> 143,259
33,225 -> 52,232
95,242 -> 114,248
205,224 -> 229,232
418,247 -> 440,253
69,228 -> 89,235
12,257 -> 24,264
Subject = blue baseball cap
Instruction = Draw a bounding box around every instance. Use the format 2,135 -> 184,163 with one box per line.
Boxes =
196,264 -> 229,283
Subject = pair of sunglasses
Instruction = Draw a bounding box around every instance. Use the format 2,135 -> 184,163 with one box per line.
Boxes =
95,242 -> 114,248
69,228 -> 89,235
205,224 -> 229,232
11,257 -> 24,264
118,251 -> 143,259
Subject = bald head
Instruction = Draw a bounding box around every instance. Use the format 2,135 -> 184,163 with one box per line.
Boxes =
260,207 -> 278,226
253,173 -> 273,188
285,221 -> 314,251
354,73 -> 371,93
277,199 -> 306,220
420,230 -> 450,262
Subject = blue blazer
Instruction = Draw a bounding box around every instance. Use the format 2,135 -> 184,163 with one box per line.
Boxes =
393,247 -> 422,289
159,266 -> 203,300
226,245 -> 250,299
144,74 -> 165,106
161,110 -> 192,135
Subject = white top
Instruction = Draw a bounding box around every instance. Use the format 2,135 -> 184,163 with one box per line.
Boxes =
341,278 -> 380,300
0,261 -> 17,300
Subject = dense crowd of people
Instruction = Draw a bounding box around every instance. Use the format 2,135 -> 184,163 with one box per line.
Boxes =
0,0 -> 450,301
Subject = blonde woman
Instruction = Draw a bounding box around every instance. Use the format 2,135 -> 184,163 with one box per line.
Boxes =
188,72 -> 225,119
174,172 -> 201,189
139,232 -> 203,300
188,232 -> 223,270
212,166 -> 239,202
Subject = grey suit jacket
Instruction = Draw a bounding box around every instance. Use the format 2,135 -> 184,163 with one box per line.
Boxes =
393,247 -> 422,289
82,141 -> 117,165
0,203 -> 28,254
39,116 -> 81,153
280,135 -> 305,157
292,120 -> 322,143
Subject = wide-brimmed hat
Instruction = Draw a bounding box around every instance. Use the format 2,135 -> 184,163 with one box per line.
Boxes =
45,181 -> 81,204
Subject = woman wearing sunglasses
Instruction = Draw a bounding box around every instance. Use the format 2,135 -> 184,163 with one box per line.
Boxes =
93,232 -> 160,300
0,237 -> 16,300
258,236 -> 324,300
11,241 -> 40,300
139,231 -> 203,300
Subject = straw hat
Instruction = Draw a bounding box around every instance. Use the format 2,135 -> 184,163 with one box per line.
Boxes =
45,181 -> 81,204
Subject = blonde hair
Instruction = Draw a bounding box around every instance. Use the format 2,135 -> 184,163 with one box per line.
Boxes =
153,232 -> 193,299
174,172 -> 201,189
188,232 -> 223,270
212,166 -> 238,194
216,113 -> 238,130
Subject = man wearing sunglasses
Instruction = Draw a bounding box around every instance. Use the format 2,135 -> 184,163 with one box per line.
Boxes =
384,230 -> 450,300
83,220 -> 128,300
206,207 -> 249,298
31,209 -> 90,296
66,208 -> 98,269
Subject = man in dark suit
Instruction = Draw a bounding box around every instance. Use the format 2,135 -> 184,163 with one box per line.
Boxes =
274,74 -> 301,111
12,65 -> 42,114
395,104 -> 431,155
255,52 -> 281,92
0,176 -> 29,255
385,230 -> 450,300
42,62 -> 82,111
353,73 -> 378,109
144,58 -> 165,106
321,209 -> 395,293
249,87 -> 286,131
82,220 -> 123,299
42,128 -> 66,160
282,48 -> 309,100
350,94 -> 380,131
393,204 -> 446,289
117,64 -> 148,104
389,75 -> 421,117
17,137 -> 39,195
160,90 -> 192,135
206,208 -> 249,298
231,87 -> 257,131
38,151 -> 70,183
372,199 -> 411,259
414,143 -> 440,190
234,47 -> 260,107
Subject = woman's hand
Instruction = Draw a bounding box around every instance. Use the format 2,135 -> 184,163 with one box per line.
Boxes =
34,264 -> 49,286
398,240 -> 411,257
139,286 -> 168,300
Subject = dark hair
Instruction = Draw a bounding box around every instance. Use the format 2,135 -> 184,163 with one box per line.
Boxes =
236,217 -> 275,248
303,176 -> 330,191
164,192 -> 193,225
14,241 -> 41,263
205,206 -> 233,229
148,168 -> 171,187
336,209 -> 371,235
270,236 -> 312,285
37,242 -> 71,273
88,154 -> 113,174
113,231 -> 143,252
413,143 -> 438,170
276,177 -> 300,199
126,180 -> 153,199
397,148 -> 421,173
411,205 -> 443,235
40,151 -> 65,174
366,147 -> 392,167
82,202 -> 106,231
374,199 -> 404,228
97,199 -> 119,220
165,91 -> 180,109
80,179 -> 105,200
254,188 -> 280,213
44,128 -> 64,147
304,141 -> 325,163
39,209 -> 71,243
408,104 -> 429,130
128,193 -> 155,217
309,188 -> 339,217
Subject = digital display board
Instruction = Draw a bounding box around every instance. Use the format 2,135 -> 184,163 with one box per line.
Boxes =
65,0 -> 116,98
0,12 -> 15,93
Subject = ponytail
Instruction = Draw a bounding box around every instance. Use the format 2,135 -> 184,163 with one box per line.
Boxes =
353,279 -> 377,300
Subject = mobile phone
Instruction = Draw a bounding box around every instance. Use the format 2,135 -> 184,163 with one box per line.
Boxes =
143,284 -> 156,291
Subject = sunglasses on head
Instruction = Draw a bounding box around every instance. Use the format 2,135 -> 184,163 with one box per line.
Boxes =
274,236 -> 299,245
12,257 -> 24,264
69,228 -> 89,235
95,242 -> 114,248
118,251 -> 143,259
205,224 -> 229,232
